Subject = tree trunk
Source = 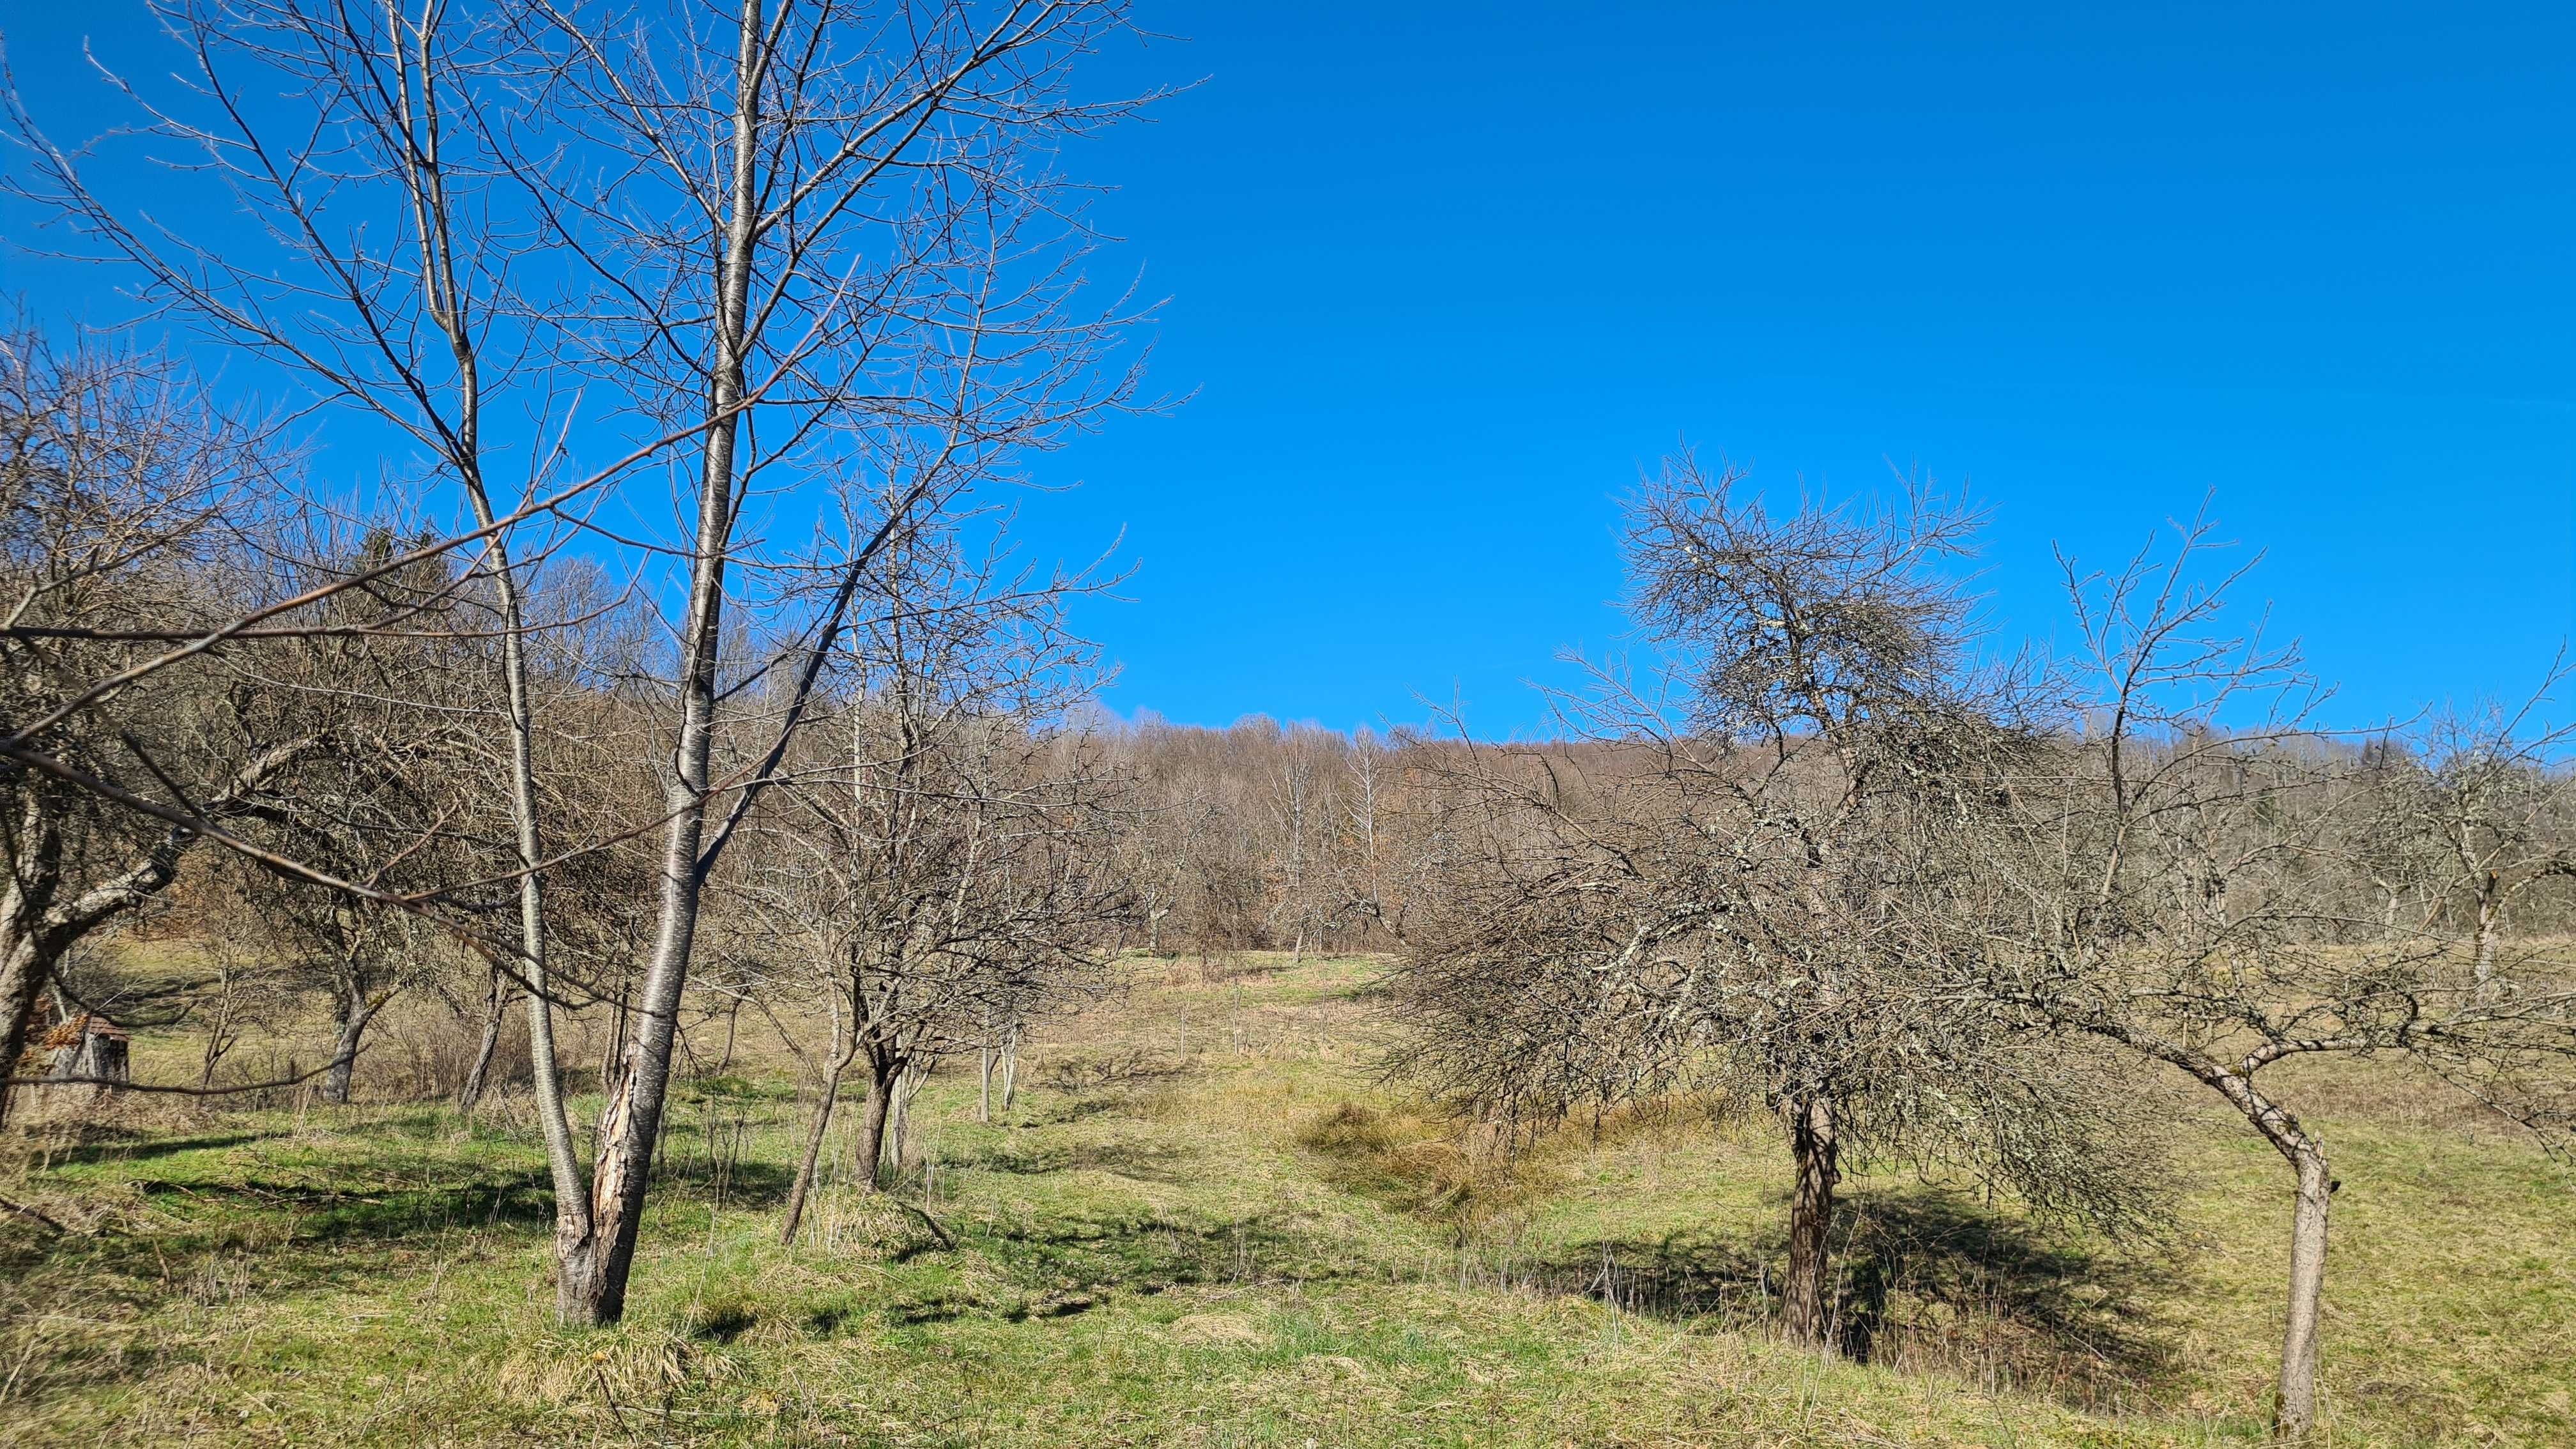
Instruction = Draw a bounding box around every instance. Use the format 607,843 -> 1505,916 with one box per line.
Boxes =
779,1047 -> 855,1245
1000,1022 -> 1020,1110
718,996 -> 743,1073
458,970 -> 509,1112
2471,890 -> 2502,1004
551,0 -> 770,1330
0,935 -> 49,1129
475,394 -> 586,1322
602,992 -> 632,1097
979,1013 -> 993,1124
198,972 -> 238,1090
2276,1145 -> 2334,1437
323,981 -> 387,1106
2183,1052 -> 2336,1438
884,1064 -> 923,1177
852,1068 -> 896,1192
1779,1092 -> 1841,1351
0,808 -> 65,1130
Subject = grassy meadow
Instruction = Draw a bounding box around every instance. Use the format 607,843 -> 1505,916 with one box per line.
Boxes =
1,954 -> 2568,1446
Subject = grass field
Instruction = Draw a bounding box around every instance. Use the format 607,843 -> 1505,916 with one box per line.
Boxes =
2,954 -> 2568,1446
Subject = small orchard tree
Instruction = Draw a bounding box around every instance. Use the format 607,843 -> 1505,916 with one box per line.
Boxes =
751,523 -> 1128,1243
1390,456 -> 2168,1351
1997,516 -> 2576,1437
2397,666 -> 2576,999
0,331 -> 335,1121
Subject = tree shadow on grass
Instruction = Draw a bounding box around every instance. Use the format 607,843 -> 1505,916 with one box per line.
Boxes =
2,1170 -> 553,1299
1019,1091 -> 1153,1128
7,1126 -> 284,1169
872,1207 -> 1360,1328
646,1153 -> 797,1209
114,1170 -> 561,1243
1505,1186 -> 2179,1411
0,1165 -> 564,1374
954,1135 -> 1200,1185
1830,1192 -> 2179,1399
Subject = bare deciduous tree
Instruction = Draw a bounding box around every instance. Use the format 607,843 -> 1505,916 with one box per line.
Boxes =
0,331 -> 332,1121
752,523 -> 1128,1244
6,0 -> 1150,1326
1996,516 -> 2576,1436
2394,664 -> 2576,1001
1391,456 -> 2168,1352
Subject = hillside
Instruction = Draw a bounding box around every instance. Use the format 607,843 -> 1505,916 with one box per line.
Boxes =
2,955 -> 2568,1446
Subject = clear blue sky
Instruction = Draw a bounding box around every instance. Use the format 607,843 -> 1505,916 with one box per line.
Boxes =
8,2 -> 2572,737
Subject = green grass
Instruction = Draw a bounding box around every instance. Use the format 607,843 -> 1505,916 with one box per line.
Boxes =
2,955 -> 2568,1446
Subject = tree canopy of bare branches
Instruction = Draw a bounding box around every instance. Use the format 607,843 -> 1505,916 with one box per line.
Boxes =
1388,457 -> 2172,1351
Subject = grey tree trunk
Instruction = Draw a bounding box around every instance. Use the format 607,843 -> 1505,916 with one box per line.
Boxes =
2471,892 -> 2503,1004
458,970 -> 509,1111
0,935 -> 48,1129
884,1064 -> 925,1177
408,88 -> 586,1321
2183,1051 -> 2337,1438
392,26 -> 574,1210
0,799 -> 62,1128
486,494 -> 587,1314
779,1045 -> 857,1245
717,997 -> 743,1073
2277,1146 -> 2334,1436
322,981 -> 387,1106
550,0 -> 769,1330
1779,1092 -> 1841,1351
852,1069 -> 896,1192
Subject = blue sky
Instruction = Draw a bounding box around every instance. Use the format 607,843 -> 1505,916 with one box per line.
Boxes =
8,2 -> 2572,737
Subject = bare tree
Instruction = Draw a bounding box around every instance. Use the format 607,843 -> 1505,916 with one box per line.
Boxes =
484,0 -> 1148,1324
1107,717 -> 1438,963
1266,728 -> 1328,962
753,523 -> 1128,1243
2395,664 -> 2576,1001
1997,515 -> 2576,1436
1331,726 -> 1412,946
1390,456 -> 2168,1352
0,330 -> 332,1123
7,0 -> 1149,1324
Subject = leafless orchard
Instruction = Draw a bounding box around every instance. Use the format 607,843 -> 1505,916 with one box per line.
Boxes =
1,6 -> 2571,1443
